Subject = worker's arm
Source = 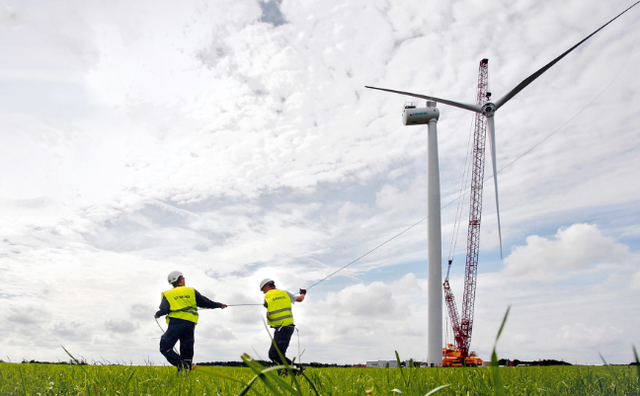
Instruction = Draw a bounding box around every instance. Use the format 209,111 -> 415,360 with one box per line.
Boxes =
154,296 -> 170,318
283,290 -> 305,303
295,288 -> 306,302
195,289 -> 227,309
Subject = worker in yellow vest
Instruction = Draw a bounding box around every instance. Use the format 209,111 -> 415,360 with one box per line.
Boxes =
155,271 -> 227,372
260,278 -> 306,367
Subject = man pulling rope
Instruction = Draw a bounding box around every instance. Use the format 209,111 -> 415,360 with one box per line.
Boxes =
154,271 -> 227,372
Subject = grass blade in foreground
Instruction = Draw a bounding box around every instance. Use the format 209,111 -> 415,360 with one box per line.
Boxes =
424,384 -> 451,395
193,366 -> 253,385
598,352 -> 609,365
634,345 -> 640,387
1,362 -> 639,394
242,354 -> 320,396
490,306 -> 510,396
198,353 -> 319,396
395,350 -> 407,388
241,354 -> 289,396
197,320 -> 320,396
61,345 -> 96,395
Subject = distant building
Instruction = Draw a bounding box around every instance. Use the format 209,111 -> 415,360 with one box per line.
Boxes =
366,359 -> 416,368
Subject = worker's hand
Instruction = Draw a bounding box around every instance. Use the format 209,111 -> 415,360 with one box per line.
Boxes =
154,313 -> 160,319
221,304 -> 228,309
299,288 -> 307,295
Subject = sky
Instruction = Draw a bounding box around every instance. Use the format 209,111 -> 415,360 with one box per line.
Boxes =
1,0 -> 640,366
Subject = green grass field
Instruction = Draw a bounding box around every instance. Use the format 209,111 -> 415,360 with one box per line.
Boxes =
1,361 -> 638,395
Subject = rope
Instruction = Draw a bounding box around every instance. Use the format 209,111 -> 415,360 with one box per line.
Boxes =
494,62 -> 635,179
153,9 -> 640,356
155,316 -> 180,356
225,303 -> 263,307
154,11 -> 640,373
306,214 -> 432,290
448,89 -> 477,265
304,35 -> 637,291
155,316 -> 165,333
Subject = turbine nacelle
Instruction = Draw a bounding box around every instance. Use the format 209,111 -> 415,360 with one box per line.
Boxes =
402,101 -> 440,126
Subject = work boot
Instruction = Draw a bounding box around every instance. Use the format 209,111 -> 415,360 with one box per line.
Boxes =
178,359 -> 192,373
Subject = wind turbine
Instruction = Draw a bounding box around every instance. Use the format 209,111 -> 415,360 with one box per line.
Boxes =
366,2 -> 639,367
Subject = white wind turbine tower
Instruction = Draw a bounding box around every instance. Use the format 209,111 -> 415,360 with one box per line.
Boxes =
366,2 -> 639,367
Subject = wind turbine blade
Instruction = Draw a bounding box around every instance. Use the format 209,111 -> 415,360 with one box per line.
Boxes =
494,1 -> 640,110
486,116 -> 503,259
365,86 -> 483,113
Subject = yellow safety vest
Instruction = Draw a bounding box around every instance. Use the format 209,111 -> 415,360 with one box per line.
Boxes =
265,289 -> 294,328
163,286 -> 199,324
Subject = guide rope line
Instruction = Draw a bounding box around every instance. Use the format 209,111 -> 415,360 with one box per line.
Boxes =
107,14 -> 640,291
225,303 -> 263,306
494,3 -> 638,181
305,38 -> 636,290
305,213 -> 433,291
151,16 -> 638,367
445,21 -> 638,270
155,316 -> 165,333
448,104 -> 477,265
495,56 -> 636,181
155,316 -> 180,356
296,327 -> 302,366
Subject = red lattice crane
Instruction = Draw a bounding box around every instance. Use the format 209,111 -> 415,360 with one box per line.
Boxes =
442,58 -> 489,367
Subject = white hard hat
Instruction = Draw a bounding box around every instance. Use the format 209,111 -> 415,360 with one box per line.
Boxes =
259,278 -> 274,290
168,270 -> 183,284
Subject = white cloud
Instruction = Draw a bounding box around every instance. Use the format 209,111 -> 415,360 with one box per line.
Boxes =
316,280 -> 407,318
295,273 -> 429,363
105,319 -> 138,334
467,223 -> 640,364
6,305 -> 51,325
504,223 -> 633,278
631,271 -> 640,292
558,323 -> 624,350
1,0 -> 640,366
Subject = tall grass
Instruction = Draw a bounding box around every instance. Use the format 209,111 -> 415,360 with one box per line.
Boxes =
1,321 -> 637,396
2,361 -> 638,395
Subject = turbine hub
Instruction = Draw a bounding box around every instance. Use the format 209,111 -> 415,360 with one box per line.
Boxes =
481,102 -> 496,117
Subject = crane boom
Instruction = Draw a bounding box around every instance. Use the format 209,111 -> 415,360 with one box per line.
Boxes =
443,58 -> 489,363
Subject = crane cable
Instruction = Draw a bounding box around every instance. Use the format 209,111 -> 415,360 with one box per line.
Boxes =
151,49 -> 636,307
151,16 -> 637,366
152,34 -> 637,363
305,33 -> 636,291
447,97 -> 478,266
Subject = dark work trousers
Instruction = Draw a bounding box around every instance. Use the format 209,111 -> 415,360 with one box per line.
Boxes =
159,318 -> 196,367
269,325 -> 295,366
